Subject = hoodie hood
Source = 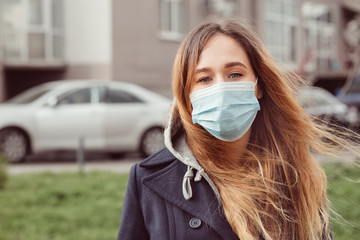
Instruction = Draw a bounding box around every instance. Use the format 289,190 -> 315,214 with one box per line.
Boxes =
164,106 -> 221,202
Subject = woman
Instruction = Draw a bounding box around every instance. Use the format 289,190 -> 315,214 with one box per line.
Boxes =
117,18 -> 357,240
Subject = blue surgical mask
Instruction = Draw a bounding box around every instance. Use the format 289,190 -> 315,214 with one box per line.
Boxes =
190,80 -> 260,142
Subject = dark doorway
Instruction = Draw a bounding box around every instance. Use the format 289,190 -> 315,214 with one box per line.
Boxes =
4,67 -> 66,100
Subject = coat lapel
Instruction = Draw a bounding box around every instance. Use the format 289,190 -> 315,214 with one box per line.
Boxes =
142,159 -> 238,240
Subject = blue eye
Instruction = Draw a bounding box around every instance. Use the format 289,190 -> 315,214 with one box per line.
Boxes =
198,77 -> 212,83
229,73 -> 242,79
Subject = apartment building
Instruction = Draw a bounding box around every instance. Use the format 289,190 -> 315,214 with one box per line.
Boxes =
0,0 -> 112,101
112,0 -> 360,97
1,0 -> 359,101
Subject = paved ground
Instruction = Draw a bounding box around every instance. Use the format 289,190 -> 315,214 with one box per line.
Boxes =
313,151 -> 358,165
8,159 -> 141,175
7,152 -> 143,175
6,151 -> 358,175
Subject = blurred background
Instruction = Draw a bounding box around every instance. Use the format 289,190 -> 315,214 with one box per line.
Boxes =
1,0 -> 360,164
0,0 -> 359,99
0,1 -> 360,240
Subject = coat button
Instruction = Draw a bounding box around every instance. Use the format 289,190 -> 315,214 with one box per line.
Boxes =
189,218 -> 202,229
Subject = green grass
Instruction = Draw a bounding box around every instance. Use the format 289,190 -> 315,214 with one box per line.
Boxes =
0,163 -> 359,240
324,163 -> 360,239
0,171 -> 129,240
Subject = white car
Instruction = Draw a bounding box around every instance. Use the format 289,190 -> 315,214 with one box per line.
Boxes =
297,86 -> 358,127
0,80 -> 171,163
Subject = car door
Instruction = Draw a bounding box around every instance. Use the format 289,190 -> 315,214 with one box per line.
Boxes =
102,86 -> 147,150
34,86 -> 105,151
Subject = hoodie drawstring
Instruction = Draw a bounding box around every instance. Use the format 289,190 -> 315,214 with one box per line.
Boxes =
182,166 -> 204,200
182,166 -> 194,200
194,168 -> 203,181
182,165 -> 221,202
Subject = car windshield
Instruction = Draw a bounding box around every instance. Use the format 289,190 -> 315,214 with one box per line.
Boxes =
6,85 -> 52,104
298,88 -> 336,108
347,75 -> 360,93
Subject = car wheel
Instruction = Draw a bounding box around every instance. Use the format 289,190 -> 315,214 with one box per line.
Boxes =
0,129 -> 28,163
140,127 -> 165,157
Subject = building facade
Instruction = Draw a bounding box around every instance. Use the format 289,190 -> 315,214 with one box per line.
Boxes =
112,0 -> 260,98
1,0 -> 359,101
0,0 -> 112,100
112,0 -> 360,97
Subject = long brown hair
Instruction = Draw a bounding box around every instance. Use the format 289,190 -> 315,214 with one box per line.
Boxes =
172,18 -> 358,240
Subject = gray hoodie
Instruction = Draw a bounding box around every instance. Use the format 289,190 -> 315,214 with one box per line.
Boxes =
164,108 -> 221,202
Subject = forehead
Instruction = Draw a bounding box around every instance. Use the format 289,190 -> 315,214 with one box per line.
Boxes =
196,34 -> 251,69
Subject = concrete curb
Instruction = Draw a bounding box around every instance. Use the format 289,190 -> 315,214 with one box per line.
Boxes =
7,159 -> 141,175
7,152 -> 358,176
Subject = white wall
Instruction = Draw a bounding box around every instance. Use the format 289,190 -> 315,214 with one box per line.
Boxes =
64,0 -> 111,64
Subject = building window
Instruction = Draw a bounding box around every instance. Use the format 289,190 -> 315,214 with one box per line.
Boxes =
159,0 -> 185,40
302,2 -> 337,73
204,0 -> 238,18
264,0 -> 298,65
3,0 -> 64,65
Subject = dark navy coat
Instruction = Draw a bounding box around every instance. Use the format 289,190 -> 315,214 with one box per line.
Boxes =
117,148 -> 239,240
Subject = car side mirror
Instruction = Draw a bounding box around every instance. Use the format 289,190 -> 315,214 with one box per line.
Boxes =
46,97 -> 58,108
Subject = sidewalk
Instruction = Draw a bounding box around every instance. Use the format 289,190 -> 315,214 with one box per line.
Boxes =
7,151 -> 357,175
8,159 -> 141,175
313,151 -> 358,165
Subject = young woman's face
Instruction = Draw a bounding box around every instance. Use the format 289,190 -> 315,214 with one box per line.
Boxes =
191,34 -> 262,98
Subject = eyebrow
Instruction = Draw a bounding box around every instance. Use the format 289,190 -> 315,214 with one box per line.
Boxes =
225,61 -> 247,69
195,61 -> 247,74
